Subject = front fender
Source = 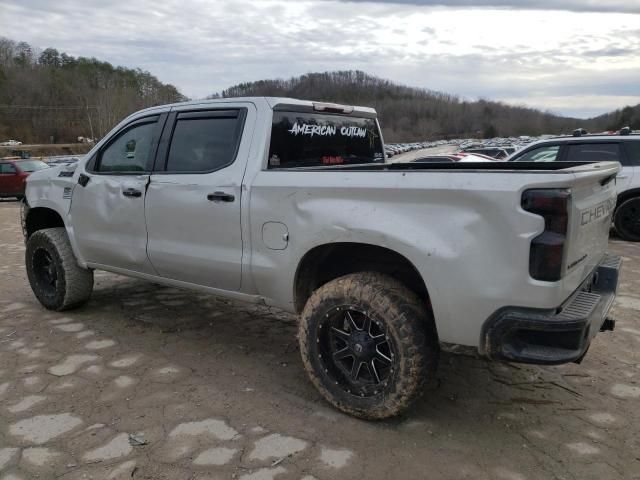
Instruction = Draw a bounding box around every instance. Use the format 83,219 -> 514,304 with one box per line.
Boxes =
25,166 -> 87,267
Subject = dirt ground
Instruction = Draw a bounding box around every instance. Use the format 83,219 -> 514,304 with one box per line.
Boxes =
0,200 -> 639,480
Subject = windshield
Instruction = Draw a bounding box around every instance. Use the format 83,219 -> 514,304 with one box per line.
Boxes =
268,111 -> 385,168
18,160 -> 49,172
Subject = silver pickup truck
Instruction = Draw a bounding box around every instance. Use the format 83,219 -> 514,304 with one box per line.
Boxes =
22,97 -> 621,419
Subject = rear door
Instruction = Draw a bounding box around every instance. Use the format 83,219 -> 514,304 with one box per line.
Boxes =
144,104 -> 254,291
564,142 -> 632,193
70,114 -> 165,274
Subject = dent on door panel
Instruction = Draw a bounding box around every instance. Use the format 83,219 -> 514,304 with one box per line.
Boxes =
71,174 -> 153,272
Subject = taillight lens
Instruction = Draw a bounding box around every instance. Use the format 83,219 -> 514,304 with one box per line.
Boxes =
522,189 -> 570,281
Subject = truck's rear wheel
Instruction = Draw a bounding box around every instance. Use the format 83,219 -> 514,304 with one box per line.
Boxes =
25,227 -> 93,311
614,197 -> 640,242
299,272 -> 438,419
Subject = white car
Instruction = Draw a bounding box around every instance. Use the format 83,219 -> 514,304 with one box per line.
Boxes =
21,97 -> 621,419
1,139 -> 22,146
508,129 -> 640,241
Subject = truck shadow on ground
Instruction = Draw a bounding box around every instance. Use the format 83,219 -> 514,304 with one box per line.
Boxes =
87,273 -> 605,426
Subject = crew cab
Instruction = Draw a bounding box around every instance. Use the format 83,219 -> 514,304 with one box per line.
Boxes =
22,97 -> 621,419
508,129 -> 640,241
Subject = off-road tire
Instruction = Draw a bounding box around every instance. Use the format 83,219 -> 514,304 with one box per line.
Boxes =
614,197 -> 640,242
25,227 -> 93,311
299,272 -> 439,419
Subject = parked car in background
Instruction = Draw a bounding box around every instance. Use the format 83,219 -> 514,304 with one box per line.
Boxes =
508,128 -> 640,241
412,153 -> 495,163
1,139 -> 23,146
412,155 -> 462,163
0,159 -> 49,199
46,156 -> 81,166
462,147 -> 510,159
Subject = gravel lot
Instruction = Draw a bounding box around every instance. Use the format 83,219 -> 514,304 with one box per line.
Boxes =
0,201 -> 639,480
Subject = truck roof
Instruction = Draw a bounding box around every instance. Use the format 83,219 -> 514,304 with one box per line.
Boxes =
131,97 -> 377,118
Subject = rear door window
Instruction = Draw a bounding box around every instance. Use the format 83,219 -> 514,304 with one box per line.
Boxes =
164,110 -> 244,173
268,111 -> 384,168
0,163 -> 16,173
512,145 -> 560,162
566,143 -> 622,163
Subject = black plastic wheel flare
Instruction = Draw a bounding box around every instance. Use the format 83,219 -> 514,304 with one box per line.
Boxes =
621,202 -> 640,237
33,248 -> 58,296
316,306 -> 395,397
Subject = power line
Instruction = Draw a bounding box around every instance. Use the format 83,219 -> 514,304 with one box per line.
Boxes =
0,104 -> 98,110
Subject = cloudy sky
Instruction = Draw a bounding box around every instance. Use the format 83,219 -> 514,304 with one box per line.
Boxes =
1,0 -> 639,118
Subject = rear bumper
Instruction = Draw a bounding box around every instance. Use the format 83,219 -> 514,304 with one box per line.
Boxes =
481,253 -> 621,365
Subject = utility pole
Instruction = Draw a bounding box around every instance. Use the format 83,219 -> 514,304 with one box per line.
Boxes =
86,103 -> 95,141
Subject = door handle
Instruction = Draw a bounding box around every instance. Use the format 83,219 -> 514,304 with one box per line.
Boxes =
122,188 -> 142,198
207,192 -> 235,202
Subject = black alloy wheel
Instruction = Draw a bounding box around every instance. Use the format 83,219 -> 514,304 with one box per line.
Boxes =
32,247 -> 59,298
317,306 -> 395,397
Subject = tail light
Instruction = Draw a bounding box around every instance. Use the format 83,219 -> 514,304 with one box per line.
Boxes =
522,189 -> 571,282
313,102 -> 354,114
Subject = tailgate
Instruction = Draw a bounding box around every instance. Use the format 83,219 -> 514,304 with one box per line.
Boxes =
563,162 -> 619,284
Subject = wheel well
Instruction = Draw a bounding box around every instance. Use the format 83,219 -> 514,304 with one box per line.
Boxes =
25,207 -> 65,239
294,242 -> 430,313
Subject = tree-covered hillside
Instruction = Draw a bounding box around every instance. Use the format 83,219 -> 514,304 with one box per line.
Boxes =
219,71 -> 636,142
1,38 -> 637,145
0,38 -> 185,143
586,105 -> 640,132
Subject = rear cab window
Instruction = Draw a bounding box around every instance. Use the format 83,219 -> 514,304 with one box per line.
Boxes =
268,111 -> 384,168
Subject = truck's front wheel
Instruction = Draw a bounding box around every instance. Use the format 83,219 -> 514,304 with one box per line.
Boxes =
25,227 -> 94,311
299,272 -> 438,419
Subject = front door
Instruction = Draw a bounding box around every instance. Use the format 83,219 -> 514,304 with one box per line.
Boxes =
70,114 -> 165,274
145,106 -> 253,291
